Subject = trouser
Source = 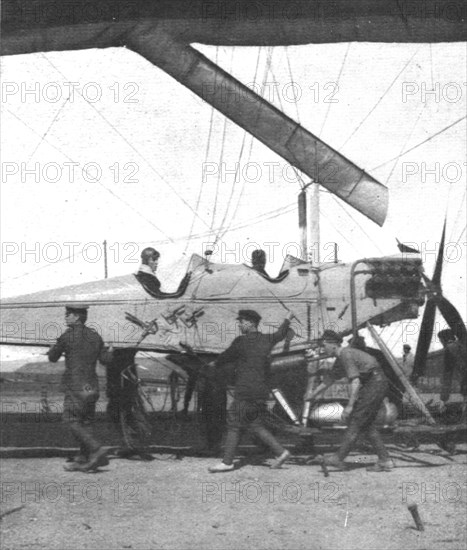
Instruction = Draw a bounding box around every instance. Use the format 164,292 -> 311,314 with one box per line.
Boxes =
183,371 -> 198,414
337,369 -> 390,462
169,375 -> 179,412
106,365 -> 149,452
63,388 -> 101,458
200,380 -> 227,450
223,399 -> 285,465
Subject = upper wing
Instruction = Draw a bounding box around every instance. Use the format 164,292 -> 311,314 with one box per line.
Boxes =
2,0 -> 464,57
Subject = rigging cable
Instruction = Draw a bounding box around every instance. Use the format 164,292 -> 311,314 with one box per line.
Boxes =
385,102 -> 428,186
318,43 -> 351,139
5,108 -> 174,244
265,48 -> 305,189
26,95 -> 71,162
328,194 -> 386,255
338,47 -> 420,152
210,47 -> 235,236
40,53 -> 215,238
211,46 -> 274,246
212,57 -> 266,244
183,47 -> 220,256
371,116 -> 465,172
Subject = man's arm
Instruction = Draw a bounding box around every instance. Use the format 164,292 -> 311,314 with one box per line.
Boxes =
48,335 -> 66,363
215,338 -> 241,367
270,312 -> 294,345
99,344 -> 114,365
336,349 -> 362,421
342,378 -> 361,422
338,348 -> 361,380
304,372 -> 334,402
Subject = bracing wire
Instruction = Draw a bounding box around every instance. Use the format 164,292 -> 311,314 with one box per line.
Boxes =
318,43 -> 351,138
40,53 -> 215,237
5,108 -> 175,244
338,47 -> 420,152
371,116 -> 465,172
183,47 -> 220,256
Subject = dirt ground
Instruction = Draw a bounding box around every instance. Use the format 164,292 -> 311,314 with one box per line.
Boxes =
1,442 -> 466,550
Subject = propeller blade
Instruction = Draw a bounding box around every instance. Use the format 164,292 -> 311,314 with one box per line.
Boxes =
412,299 -> 437,380
432,219 -> 446,286
436,296 -> 467,346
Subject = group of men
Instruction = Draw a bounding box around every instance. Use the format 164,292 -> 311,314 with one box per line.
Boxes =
48,246 -> 466,474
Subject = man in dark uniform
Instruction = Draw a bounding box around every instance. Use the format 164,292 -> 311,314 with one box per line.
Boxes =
438,329 -> 467,417
48,305 -> 111,472
208,309 -> 293,472
103,348 -> 154,461
306,330 -> 393,472
135,247 -> 190,298
198,366 -> 227,456
170,352 -> 227,456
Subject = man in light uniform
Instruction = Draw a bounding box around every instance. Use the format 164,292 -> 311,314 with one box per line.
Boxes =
402,344 -> 415,378
306,330 -> 394,472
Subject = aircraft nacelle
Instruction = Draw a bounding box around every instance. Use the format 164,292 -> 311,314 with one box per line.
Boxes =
0,252 -> 424,356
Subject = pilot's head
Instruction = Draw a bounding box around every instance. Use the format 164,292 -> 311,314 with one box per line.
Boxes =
237,309 -> 261,333
65,305 -> 88,326
403,344 -> 411,353
252,249 -> 266,269
141,247 -> 160,272
320,330 -> 343,355
438,329 -> 455,346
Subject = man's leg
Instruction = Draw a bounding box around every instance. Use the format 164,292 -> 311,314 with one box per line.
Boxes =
247,402 -> 285,457
63,393 -> 88,463
201,380 -> 226,454
183,372 -> 198,415
366,423 -> 390,462
71,391 -> 108,471
333,372 -> 388,466
335,422 -> 361,462
245,402 -> 290,469
118,371 -> 153,460
221,399 -> 242,465
209,399 -> 241,471
64,393 -> 105,471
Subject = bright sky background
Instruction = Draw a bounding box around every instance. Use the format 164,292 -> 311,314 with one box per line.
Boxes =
1,41 -> 466,362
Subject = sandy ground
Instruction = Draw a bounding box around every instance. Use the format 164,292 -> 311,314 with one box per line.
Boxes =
1,443 -> 466,550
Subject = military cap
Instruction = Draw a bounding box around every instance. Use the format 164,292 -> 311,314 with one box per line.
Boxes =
65,305 -> 89,315
319,330 -> 343,344
237,309 -> 261,325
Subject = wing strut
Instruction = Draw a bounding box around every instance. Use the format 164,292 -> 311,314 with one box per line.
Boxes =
366,321 -> 436,425
127,28 -> 388,226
